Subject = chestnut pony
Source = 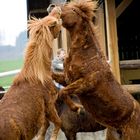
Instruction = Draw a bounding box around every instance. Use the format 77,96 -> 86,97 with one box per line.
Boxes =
56,95 -> 105,140
0,7 -> 62,140
52,0 -> 140,140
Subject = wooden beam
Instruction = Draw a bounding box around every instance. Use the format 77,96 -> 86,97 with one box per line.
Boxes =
123,84 -> 140,94
61,27 -> 68,54
53,38 -> 59,57
120,60 -> 140,69
96,6 -> 107,56
105,0 -> 120,83
116,0 -> 133,18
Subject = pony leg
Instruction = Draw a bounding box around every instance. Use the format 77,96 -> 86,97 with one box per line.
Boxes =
52,72 -> 84,113
33,120 -> 50,140
106,128 -> 122,140
65,132 -> 76,140
62,95 -> 84,114
52,72 -> 67,86
58,71 -> 100,114
59,71 -> 100,96
48,107 -> 61,140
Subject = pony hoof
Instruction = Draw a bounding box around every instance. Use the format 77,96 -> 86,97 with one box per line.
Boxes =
77,107 -> 86,115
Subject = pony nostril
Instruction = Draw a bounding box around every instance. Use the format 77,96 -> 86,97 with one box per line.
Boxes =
60,13 -> 64,18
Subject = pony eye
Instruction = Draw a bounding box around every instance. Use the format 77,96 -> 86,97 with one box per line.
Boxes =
71,8 -> 76,14
72,8 -> 75,12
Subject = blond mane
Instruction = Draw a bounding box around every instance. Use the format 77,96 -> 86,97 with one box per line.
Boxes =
14,16 -> 58,85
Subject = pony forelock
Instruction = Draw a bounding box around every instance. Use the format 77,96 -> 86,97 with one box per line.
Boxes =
70,0 -> 98,20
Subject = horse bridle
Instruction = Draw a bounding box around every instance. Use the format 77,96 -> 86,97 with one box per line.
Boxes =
72,7 -> 89,21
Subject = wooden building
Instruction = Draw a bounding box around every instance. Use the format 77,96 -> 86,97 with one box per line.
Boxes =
27,0 -> 140,94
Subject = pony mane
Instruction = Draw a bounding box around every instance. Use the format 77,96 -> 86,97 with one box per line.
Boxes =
15,16 -> 58,85
69,0 -> 98,20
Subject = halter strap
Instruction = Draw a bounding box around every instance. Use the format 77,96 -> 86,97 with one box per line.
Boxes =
72,7 -> 89,21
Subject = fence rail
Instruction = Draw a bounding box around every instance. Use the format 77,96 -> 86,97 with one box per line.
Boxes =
0,69 -> 21,91
0,91 -> 6,94
0,69 -> 21,78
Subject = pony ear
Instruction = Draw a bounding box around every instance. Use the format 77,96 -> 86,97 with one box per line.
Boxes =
48,19 -> 57,27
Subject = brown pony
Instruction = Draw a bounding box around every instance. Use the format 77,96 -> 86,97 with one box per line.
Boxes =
56,95 -> 105,140
52,0 -> 140,140
0,7 -> 62,140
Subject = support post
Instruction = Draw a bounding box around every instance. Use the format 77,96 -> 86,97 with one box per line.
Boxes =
105,0 -> 121,83
61,27 -> 68,54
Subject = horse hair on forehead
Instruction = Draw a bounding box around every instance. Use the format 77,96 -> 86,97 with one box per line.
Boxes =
28,16 -> 53,44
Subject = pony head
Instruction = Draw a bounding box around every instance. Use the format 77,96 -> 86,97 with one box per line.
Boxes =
28,6 -> 62,40
61,0 -> 97,29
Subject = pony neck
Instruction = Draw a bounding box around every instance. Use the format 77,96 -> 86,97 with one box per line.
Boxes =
69,20 -> 105,59
16,40 -> 53,86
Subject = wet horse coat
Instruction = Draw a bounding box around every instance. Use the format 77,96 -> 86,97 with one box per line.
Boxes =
56,95 -> 105,140
52,0 -> 140,139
